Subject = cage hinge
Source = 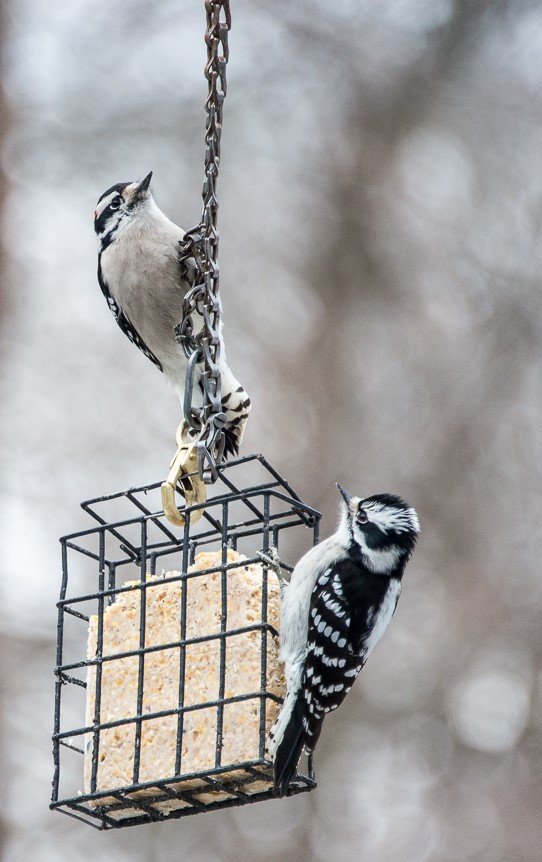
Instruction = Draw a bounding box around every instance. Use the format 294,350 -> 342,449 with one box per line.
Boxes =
161,421 -> 206,526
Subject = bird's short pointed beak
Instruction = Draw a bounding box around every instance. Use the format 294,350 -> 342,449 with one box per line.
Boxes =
137,171 -> 153,197
336,483 -> 352,506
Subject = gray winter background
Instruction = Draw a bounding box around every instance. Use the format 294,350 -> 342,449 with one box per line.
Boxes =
2,0 -> 542,859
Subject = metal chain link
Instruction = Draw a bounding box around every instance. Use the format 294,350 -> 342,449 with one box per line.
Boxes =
175,0 -> 231,483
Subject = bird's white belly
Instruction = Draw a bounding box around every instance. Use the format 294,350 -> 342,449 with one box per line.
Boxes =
102,243 -> 190,380
362,579 -> 401,659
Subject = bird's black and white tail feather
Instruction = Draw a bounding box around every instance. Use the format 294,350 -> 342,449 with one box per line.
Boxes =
272,691 -> 307,797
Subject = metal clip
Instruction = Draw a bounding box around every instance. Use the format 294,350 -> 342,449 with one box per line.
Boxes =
161,421 -> 206,526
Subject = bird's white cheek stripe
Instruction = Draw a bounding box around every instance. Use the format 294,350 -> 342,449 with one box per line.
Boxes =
96,191 -> 118,219
363,545 -> 402,574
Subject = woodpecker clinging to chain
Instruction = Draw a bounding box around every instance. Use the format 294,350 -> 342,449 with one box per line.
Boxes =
94,172 -> 250,457
268,484 -> 420,796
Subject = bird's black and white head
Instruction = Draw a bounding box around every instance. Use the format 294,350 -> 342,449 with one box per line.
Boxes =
336,484 -> 420,575
94,172 -> 155,249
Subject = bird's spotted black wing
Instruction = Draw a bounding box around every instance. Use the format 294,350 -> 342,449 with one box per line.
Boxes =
301,564 -> 362,753
301,559 -> 392,752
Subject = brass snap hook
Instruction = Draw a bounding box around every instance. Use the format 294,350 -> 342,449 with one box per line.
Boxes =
161,421 -> 207,526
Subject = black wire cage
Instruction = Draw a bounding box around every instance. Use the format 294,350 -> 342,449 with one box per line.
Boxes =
51,454 -> 320,829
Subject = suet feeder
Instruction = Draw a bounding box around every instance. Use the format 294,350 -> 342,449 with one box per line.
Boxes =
51,455 -> 319,829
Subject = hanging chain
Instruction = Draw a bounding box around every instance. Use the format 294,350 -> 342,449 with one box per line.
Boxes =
162,0 -> 232,525
175,0 -> 231,483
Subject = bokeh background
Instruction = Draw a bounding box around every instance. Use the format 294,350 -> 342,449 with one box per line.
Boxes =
2,0 -> 542,859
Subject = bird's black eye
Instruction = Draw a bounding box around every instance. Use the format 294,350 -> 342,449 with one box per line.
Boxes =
357,508 -> 368,524
110,196 -> 122,211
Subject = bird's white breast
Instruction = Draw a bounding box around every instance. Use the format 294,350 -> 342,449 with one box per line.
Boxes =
279,536 -> 347,691
100,207 -> 189,380
362,578 -> 401,659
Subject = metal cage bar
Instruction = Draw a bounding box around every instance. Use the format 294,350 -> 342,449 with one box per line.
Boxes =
51,455 -> 319,829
